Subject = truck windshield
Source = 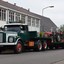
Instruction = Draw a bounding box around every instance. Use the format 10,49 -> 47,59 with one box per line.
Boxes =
4,25 -> 25,32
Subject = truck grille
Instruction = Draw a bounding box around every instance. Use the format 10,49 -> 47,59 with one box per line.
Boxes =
0,33 -> 3,43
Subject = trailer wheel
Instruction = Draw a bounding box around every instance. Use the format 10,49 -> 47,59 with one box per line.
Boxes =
49,46 -> 53,50
0,50 -> 2,54
62,46 -> 64,49
42,41 -> 47,50
34,40 -> 42,51
14,41 -> 23,54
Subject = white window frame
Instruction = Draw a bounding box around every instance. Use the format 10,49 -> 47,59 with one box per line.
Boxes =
32,18 -> 35,27
36,19 -> 39,27
21,14 -> 25,23
9,10 -> 14,22
0,8 -> 6,21
28,16 -> 31,26
16,13 -> 20,22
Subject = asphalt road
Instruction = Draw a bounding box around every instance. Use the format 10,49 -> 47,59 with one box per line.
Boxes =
0,49 -> 64,64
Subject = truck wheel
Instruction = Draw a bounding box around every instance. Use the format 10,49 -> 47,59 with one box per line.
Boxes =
42,41 -> 47,50
34,40 -> 42,51
14,41 -> 23,54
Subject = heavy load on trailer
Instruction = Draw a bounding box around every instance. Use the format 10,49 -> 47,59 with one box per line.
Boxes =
44,32 -> 64,49
0,23 -> 51,53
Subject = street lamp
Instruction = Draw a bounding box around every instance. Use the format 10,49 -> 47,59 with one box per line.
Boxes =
42,6 -> 54,16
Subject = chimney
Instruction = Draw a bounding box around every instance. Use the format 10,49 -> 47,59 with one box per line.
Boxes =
28,8 -> 30,12
14,3 -> 16,6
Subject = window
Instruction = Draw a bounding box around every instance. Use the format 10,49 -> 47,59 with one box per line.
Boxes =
28,16 -> 31,26
36,19 -> 39,27
0,8 -> 6,21
32,18 -> 35,27
9,10 -> 14,22
21,14 -> 25,23
16,13 -> 20,22
0,9 -> 1,20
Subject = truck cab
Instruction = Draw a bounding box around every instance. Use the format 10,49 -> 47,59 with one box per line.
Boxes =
4,23 -> 38,41
0,23 -> 42,53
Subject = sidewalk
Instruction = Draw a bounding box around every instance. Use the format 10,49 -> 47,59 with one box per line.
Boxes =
53,60 -> 64,64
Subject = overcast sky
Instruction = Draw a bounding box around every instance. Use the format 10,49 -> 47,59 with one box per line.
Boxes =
3,0 -> 64,27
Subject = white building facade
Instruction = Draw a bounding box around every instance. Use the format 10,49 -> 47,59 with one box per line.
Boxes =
0,1 -> 40,32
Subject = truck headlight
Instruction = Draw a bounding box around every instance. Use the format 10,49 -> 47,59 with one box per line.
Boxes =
8,36 -> 14,43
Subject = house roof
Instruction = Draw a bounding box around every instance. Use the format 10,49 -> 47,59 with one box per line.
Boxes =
40,16 -> 57,31
0,0 -> 42,19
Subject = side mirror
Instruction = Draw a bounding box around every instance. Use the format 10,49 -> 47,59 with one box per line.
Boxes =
0,27 -> 4,31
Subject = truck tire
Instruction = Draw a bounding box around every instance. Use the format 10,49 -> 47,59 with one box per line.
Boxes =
14,41 -> 23,54
34,40 -> 42,51
42,41 -> 47,50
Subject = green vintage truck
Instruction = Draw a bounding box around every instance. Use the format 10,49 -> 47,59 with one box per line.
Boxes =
0,23 -> 51,53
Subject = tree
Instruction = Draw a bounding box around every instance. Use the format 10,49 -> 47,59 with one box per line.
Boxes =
59,25 -> 64,31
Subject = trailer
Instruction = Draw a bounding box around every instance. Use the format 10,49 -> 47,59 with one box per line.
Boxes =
44,32 -> 64,49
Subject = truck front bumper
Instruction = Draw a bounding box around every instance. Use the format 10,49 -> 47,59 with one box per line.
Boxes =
0,43 -> 16,46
